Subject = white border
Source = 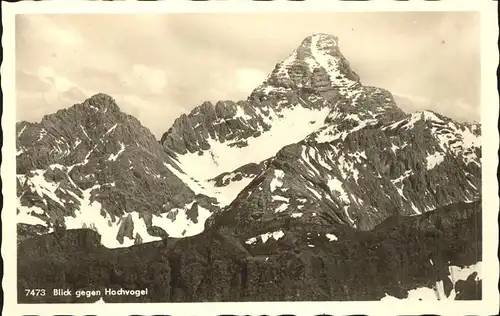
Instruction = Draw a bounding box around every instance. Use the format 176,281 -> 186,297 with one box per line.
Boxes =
2,1 -> 498,315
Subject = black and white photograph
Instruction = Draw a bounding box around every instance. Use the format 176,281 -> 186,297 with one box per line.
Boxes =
2,1 -> 499,316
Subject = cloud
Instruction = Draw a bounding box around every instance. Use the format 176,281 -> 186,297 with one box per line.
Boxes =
16,70 -> 52,92
16,67 -> 90,121
37,66 -> 74,92
392,92 -> 480,123
18,15 -> 84,48
392,92 -> 434,113
116,94 -> 187,138
118,94 -> 148,118
121,64 -> 168,95
201,68 -> 267,103
235,68 -> 267,94
51,27 -> 83,47
60,86 -> 87,102
433,98 -> 480,123
68,67 -> 125,95
20,66 -> 87,97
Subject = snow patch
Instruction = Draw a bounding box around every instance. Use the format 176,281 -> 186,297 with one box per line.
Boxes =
326,177 -> 356,225
410,201 -> 421,215
246,230 -> 285,245
381,261 -> 482,301
22,170 -> 65,207
74,139 -> 82,149
422,111 -> 444,123
309,33 -> 357,93
275,203 -> 289,213
306,186 -> 322,199
245,237 -> 257,245
459,127 -> 480,149
235,106 -> 253,121
327,178 -> 350,204
64,184 -> 134,248
173,104 -> 330,180
48,164 -> 65,171
270,169 -> 285,192
326,233 -> 338,241
272,195 -> 290,203
104,123 -> 118,136
108,142 -> 126,161
426,151 -> 445,170
80,125 -> 91,140
37,129 -> 47,141
448,262 -> 482,285
165,162 -> 241,206
17,200 -> 48,227
151,202 -> 212,238
18,125 -> 27,137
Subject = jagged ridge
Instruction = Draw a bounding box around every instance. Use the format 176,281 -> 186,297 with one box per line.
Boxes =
16,93 -> 218,248
17,33 -> 481,254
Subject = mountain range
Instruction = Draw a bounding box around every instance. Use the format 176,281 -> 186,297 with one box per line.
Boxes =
17,33 -> 482,302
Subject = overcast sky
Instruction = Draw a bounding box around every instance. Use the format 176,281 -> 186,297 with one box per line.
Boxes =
16,12 -> 480,138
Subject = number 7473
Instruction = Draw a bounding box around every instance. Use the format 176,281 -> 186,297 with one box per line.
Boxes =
24,289 -> 46,296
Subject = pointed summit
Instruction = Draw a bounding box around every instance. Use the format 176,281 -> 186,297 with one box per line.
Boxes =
250,33 -> 361,101
80,93 -> 121,114
301,32 -> 339,49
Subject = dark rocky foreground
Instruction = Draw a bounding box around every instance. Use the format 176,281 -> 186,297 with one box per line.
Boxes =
18,201 -> 481,303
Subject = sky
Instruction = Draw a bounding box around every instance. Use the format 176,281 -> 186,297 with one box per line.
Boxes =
15,12 -> 480,139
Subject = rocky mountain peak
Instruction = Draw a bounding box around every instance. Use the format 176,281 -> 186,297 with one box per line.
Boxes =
16,92 -> 221,247
44,93 -> 121,120
81,93 -> 121,112
300,32 -> 339,52
250,33 -> 361,101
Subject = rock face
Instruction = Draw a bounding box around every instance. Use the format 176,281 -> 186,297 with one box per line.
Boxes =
251,33 -> 361,99
17,33 -> 482,302
16,93 -> 218,248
